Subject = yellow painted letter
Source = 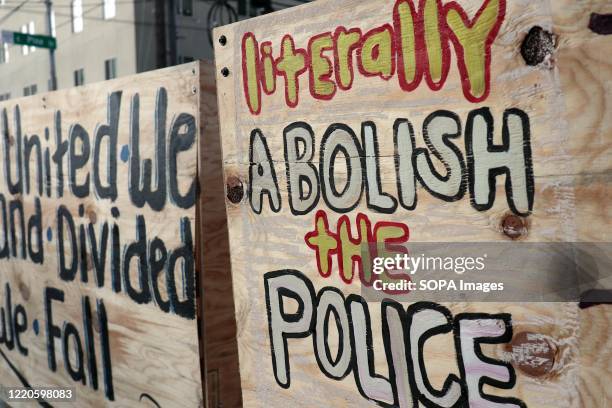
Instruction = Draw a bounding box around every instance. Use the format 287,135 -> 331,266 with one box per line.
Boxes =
276,35 -> 307,108
359,25 -> 394,80
423,0 -> 448,88
309,33 -> 336,99
260,42 -> 276,94
242,33 -> 261,114
445,0 -> 505,101
334,27 -> 361,90
394,0 -> 421,90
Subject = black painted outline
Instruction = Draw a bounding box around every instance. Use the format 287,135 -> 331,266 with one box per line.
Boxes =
92,91 -> 121,202
168,112 -> 197,209
393,119 -> 418,211
319,123 -> 364,214
128,88 -> 168,212
453,313 -> 526,408
413,110 -> 466,202
68,123 -> 91,199
346,293 -> 394,407
283,122 -> 321,216
2,105 -> 23,196
140,393 -> 162,408
380,299 -> 417,408
465,107 -> 534,216
248,129 -> 282,214
312,287 -> 351,380
23,134 -> 43,196
406,302 -> 464,408
261,271 -> 525,408
264,269 -> 316,389
361,122 -> 398,214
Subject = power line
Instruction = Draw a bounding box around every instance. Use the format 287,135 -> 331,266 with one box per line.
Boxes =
3,4 -> 216,33
1,0 -> 240,7
1,0 -> 309,10
0,0 -> 311,50
0,0 -> 31,24
0,2 -> 100,50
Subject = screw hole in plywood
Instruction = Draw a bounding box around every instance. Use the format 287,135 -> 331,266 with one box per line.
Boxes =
589,13 -> 612,35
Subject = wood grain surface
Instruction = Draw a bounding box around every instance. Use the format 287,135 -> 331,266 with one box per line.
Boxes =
0,63 -> 204,407
213,0 -> 611,407
197,62 -> 242,408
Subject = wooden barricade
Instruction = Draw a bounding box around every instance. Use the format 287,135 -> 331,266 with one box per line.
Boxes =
213,0 -> 611,406
0,61 -> 241,407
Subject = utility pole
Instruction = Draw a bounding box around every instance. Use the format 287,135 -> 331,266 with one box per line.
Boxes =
167,0 -> 178,66
154,0 -> 167,68
45,0 -> 57,91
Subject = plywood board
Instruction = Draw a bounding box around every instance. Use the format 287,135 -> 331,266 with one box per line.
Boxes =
0,63 -> 204,406
214,0 -> 610,407
197,62 -> 242,408
551,1 -> 612,405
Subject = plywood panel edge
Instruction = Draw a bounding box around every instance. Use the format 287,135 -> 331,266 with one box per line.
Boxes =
198,59 -> 243,408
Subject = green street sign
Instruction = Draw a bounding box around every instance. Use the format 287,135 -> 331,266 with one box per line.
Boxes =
1,31 -> 56,50
13,32 -> 56,50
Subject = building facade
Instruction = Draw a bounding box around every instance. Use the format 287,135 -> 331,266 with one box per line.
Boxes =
0,0 -> 306,100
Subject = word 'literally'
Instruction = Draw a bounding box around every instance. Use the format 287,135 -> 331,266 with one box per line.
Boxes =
242,0 -> 506,113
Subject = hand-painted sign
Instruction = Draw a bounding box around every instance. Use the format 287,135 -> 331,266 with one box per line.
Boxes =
214,0 -> 610,406
241,0 -> 506,113
0,64 -> 203,406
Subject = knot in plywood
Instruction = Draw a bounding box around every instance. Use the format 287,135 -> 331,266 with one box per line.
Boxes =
521,26 -> 555,66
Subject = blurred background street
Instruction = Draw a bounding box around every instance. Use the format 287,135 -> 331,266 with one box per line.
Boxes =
0,0 -> 310,100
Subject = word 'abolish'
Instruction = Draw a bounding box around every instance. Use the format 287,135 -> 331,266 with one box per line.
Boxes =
249,108 -> 534,217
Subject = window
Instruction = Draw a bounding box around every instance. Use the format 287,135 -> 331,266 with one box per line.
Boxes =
105,58 -> 117,80
74,68 -> 85,86
178,56 -> 194,64
103,0 -> 116,19
21,22 -> 36,55
51,11 -> 56,37
0,43 -> 8,64
0,93 -> 10,101
21,25 -> 28,55
72,0 -> 83,33
23,84 -> 37,97
28,21 -> 36,53
177,0 -> 193,16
